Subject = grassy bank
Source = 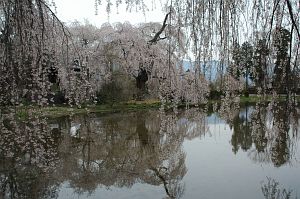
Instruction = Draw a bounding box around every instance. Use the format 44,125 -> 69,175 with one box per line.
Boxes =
13,99 -> 161,119
3,95 -> 299,119
240,95 -> 300,103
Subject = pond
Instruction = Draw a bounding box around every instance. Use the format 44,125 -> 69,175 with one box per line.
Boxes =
0,102 -> 299,199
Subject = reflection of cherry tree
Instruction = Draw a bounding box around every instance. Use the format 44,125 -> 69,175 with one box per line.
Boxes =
152,111 -> 187,198
215,74 -> 243,124
261,177 -> 295,199
268,101 -> 298,167
247,102 -> 270,163
55,111 -> 187,198
250,102 -> 269,152
217,100 -> 240,126
54,109 -> 209,198
177,108 -> 209,140
0,108 -> 210,198
230,106 -> 252,154
0,110 -> 60,199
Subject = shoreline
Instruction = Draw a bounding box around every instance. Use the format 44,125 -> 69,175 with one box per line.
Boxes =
1,96 -> 299,119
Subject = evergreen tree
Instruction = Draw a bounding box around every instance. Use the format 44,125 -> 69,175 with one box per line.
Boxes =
273,27 -> 291,93
229,42 -> 242,80
253,39 -> 269,93
240,42 -> 254,96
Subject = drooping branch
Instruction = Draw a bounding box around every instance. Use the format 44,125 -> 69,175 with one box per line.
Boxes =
267,0 -> 281,42
148,12 -> 170,44
39,0 -> 72,37
286,0 -> 300,40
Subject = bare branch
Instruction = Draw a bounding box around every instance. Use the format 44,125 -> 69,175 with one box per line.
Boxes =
39,0 -> 72,37
267,0 -> 281,43
286,0 -> 300,40
148,12 -> 170,44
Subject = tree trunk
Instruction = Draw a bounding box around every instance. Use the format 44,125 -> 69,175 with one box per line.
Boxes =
136,69 -> 148,100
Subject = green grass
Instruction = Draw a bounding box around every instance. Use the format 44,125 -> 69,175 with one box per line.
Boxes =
240,95 -> 300,103
3,95 -> 300,119
240,95 -> 265,103
11,100 -> 161,118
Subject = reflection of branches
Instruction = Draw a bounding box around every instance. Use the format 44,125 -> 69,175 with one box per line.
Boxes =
149,150 -> 186,199
151,167 -> 175,198
221,101 -> 300,167
248,148 -> 271,164
144,110 -> 187,199
251,102 -> 268,153
231,106 -> 252,153
57,110 -> 188,198
268,102 -> 295,167
217,95 -> 240,124
0,165 -> 59,199
261,177 -> 295,199
0,109 -> 59,199
0,108 -> 207,198
178,108 -> 209,140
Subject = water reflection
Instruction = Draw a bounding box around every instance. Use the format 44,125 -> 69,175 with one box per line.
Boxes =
0,109 -> 209,199
230,105 -> 252,153
0,109 -> 60,199
261,177 -> 295,199
219,101 -> 300,166
0,102 -> 299,198
58,111 -> 189,198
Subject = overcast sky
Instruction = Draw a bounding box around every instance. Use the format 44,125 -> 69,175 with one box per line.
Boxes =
54,0 -> 167,26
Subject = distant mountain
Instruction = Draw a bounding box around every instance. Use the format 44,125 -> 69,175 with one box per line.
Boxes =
182,60 -> 226,81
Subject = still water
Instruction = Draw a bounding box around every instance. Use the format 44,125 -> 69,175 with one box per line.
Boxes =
0,102 -> 299,199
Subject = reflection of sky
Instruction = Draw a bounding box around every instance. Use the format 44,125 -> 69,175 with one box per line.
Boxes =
207,114 -> 226,125
238,106 -> 254,118
55,111 -> 300,199
182,120 -> 300,199
178,114 -> 225,126
57,127 -> 300,199
58,181 -> 166,199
